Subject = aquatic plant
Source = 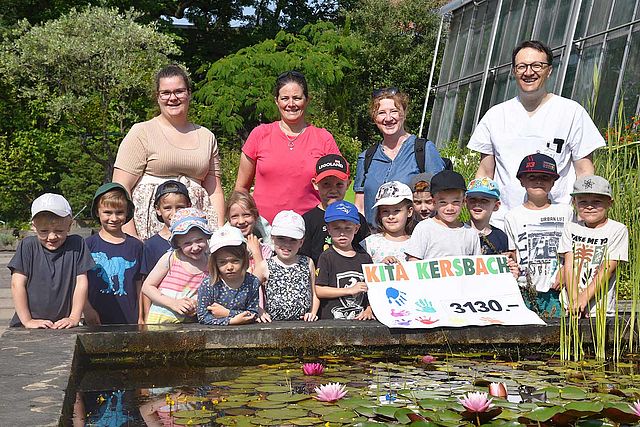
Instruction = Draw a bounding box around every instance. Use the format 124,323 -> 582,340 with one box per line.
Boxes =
630,400 -> 640,417
302,362 -> 324,376
314,382 -> 347,402
488,382 -> 507,399
458,391 -> 493,413
420,355 -> 435,364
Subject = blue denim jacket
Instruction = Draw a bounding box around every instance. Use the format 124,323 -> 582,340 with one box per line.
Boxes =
354,135 -> 444,224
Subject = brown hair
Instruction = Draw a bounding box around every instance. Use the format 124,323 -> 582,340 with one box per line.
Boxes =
154,64 -> 191,96
369,90 -> 409,122
226,190 -> 260,222
374,199 -> 417,235
208,244 -> 249,284
97,190 -> 129,211
273,70 -> 309,98
413,181 -> 431,193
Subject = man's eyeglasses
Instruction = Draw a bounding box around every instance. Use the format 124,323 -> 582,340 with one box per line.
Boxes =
372,87 -> 399,98
513,62 -> 550,74
158,88 -> 189,100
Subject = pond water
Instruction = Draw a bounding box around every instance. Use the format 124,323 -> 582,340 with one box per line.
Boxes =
72,352 -> 640,426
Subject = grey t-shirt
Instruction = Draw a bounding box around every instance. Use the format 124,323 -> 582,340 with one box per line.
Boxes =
8,235 -> 95,326
405,218 -> 481,260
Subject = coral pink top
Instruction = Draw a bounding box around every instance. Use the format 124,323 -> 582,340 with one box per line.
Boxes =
242,122 -> 340,223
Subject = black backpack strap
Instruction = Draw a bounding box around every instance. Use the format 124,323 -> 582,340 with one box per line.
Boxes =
414,137 -> 426,173
362,143 -> 379,182
442,157 -> 453,170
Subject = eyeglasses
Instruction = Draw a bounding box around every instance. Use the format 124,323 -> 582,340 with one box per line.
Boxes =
372,87 -> 399,98
513,62 -> 550,74
158,88 -> 189,100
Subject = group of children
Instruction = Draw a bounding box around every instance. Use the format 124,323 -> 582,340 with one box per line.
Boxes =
8,152 -> 628,328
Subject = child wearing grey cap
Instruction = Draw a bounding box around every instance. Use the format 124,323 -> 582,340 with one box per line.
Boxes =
559,175 -> 628,317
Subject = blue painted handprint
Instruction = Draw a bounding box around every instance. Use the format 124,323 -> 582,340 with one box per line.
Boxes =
416,299 -> 436,313
386,287 -> 407,306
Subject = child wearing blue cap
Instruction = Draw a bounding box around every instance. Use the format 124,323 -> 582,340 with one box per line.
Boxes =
465,177 -> 509,255
315,201 -> 375,320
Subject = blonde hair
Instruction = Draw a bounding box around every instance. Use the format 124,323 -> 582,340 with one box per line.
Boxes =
97,190 -> 129,210
208,245 -> 250,284
369,91 -> 409,122
226,190 -> 260,221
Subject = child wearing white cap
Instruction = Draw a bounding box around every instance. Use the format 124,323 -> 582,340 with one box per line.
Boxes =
360,181 -> 417,264
257,210 -> 319,322
9,193 -> 95,328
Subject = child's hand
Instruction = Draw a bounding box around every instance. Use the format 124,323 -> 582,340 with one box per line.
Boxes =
207,303 -> 230,318
23,319 -> 54,329
504,254 -> 520,279
568,292 -> 590,317
52,316 -> 80,329
246,234 -> 261,258
172,298 -> 196,315
302,312 -> 318,322
348,282 -> 368,296
257,307 -> 272,323
355,306 -> 376,321
229,311 -> 256,325
381,256 -> 401,264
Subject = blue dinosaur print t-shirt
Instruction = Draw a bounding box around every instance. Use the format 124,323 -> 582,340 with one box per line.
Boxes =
86,233 -> 143,324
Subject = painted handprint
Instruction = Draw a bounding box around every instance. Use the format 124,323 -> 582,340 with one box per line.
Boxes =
480,316 -> 504,325
415,299 -> 436,313
395,318 -> 412,326
385,287 -> 407,306
415,316 -> 439,325
390,308 -> 410,317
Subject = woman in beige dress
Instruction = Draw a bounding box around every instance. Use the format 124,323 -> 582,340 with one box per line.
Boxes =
113,65 -> 225,240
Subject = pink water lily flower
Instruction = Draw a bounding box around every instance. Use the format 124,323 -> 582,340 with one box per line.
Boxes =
458,391 -> 494,413
421,355 -> 436,364
630,399 -> 640,417
302,363 -> 325,376
314,382 -> 347,402
488,382 -> 508,398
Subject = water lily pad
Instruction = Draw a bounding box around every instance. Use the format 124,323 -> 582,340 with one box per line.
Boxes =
312,406 -> 344,416
418,398 -> 453,410
173,409 -> 214,418
249,417 -> 282,425
337,397 -> 376,409
564,401 -> 604,413
256,408 -> 308,419
560,386 -> 588,400
173,417 -> 211,426
224,408 -> 255,416
246,400 -> 286,409
393,408 -> 417,424
322,409 -> 360,423
256,385 -> 293,393
519,406 -> 564,422
289,416 -> 322,425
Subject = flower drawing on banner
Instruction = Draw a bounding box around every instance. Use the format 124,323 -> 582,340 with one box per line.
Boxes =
416,299 -> 436,313
386,287 -> 407,306
416,316 -> 439,325
390,308 -> 410,317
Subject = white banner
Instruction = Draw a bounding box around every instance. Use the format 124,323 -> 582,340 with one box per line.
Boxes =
364,255 -> 545,328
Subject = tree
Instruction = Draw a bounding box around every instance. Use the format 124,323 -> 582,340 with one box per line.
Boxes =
0,6 -> 180,217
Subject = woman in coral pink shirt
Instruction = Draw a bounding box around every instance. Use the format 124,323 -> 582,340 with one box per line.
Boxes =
235,71 -> 341,223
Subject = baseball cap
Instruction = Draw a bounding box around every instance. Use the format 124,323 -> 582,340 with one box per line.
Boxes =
91,182 -> 135,222
169,207 -> 212,249
429,170 -> 467,196
466,177 -> 501,200
31,193 -> 72,219
209,224 -> 246,254
315,154 -> 350,182
571,175 -> 612,198
271,210 -> 305,239
516,153 -> 559,179
324,200 -> 360,225
409,172 -> 433,193
154,180 -> 190,206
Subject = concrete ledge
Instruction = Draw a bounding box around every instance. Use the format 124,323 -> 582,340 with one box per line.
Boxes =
0,318 -> 632,425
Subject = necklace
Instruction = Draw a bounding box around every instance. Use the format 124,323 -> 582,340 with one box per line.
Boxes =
382,134 -> 408,158
279,121 -> 307,150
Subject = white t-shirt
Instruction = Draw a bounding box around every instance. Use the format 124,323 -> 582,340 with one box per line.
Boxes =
504,203 -> 574,292
558,219 -> 628,316
360,233 -> 410,263
468,95 -> 605,227
405,218 -> 481,260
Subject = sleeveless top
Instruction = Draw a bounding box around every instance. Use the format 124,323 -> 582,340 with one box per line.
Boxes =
146,252 -> 207,324
265,255 -> 312,321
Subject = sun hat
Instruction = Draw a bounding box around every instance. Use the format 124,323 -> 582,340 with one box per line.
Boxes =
315,154 -> 350,182
371,181 -> 413,228
429,170 -> 467,196
324,200 -> 360,225
570,175 -> 612,198
409,172 -> 434,193
209,224 -> 246,254
516,153 -> 559,179
169,207 -> 212,249
271,210 -> 305,239
91,182 -> 135,222
466,177 -> 501,200
31,193 -> 72,219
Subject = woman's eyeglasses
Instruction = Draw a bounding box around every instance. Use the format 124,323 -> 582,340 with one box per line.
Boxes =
372,87 -> 399,98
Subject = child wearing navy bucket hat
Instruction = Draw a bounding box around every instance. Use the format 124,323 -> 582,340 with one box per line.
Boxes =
143,208 -> 212,323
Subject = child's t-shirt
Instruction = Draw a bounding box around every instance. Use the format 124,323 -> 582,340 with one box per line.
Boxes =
558,219 -> 628,316
405,218 -> 481,260
197,273 -> 260,325
140,233 -> 171,275
316,247 -> 372,320
504,203 -> 574,292
86,233 -> 143,324
7,235 -> 95,327
300,206 -> 370,265
478,226 -> 510,255
264,255 -> 312,320
360,233 -> 409,263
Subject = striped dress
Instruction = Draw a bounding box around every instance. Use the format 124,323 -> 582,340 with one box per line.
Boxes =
146,252 -> 208,324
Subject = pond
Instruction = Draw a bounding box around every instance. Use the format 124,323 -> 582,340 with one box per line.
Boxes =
71,351 -> 640,426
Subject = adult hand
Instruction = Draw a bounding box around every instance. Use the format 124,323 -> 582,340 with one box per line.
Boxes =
53,316 -> 80,329
356,306 -> 376,321
23,319 -> 54,329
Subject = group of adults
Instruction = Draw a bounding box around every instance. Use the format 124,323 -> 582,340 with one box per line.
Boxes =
112,40 -> 604,237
